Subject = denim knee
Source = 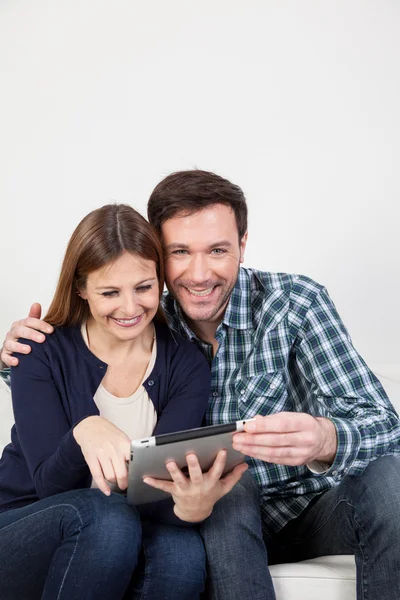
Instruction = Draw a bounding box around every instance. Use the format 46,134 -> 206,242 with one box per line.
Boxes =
137,522 -> 206,599
203,470 -> 261,531
58,488 -> 142,559
342,455 -> 400,528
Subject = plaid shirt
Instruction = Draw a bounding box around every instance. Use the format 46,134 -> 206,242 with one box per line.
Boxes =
0,368 -> 10,387
164,267 -> 400,533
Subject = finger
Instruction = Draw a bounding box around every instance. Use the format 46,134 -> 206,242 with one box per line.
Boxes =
233,443 -> 307,466
165,461 -> 190,489
4,339 -> 33,356
121,440 -> 131,463
8,325 -> 46,344
99,457 -> 117,484
1,347 -> 19,367
185,453 -> 203,485
143,476 -> 175,494
28,303 -> 42,320
233,431 -> 309,448
207,449 -> 228,481
88,458 -> 111,496
22,313 -> 53,334
243,413 -> 307,434
219,462 -> 249,495
113,458 -> 129,490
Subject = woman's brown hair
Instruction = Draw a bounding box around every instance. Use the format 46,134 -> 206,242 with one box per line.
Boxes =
45,204 -> 165,327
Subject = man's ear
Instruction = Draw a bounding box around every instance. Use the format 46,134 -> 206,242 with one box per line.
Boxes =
239,232 -> 248,263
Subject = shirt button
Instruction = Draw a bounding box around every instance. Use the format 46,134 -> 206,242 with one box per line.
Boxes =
213,392 -> 218,397
270,383 -> 276,390
148,380 -> 154,386
98,365 -> 104,370
240,390 -> 245,395
332,470 -> 338,477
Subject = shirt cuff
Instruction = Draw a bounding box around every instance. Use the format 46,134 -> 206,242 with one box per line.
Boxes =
307,460 -> 331,474
322,417 -> 362,478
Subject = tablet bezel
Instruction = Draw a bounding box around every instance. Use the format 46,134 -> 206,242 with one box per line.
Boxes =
127,420 -> 253,505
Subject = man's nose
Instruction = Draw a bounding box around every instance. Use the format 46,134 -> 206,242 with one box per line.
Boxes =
187,254 -> 211,284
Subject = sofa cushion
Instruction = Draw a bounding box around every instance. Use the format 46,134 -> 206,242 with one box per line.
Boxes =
270,555 -> 356,600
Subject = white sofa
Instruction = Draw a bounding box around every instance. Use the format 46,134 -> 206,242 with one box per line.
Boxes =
1,373 -> 399,599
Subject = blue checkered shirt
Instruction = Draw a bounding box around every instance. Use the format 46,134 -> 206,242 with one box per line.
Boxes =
163,267 -> 400,533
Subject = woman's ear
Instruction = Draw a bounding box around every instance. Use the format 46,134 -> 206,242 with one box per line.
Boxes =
77,289 -> 88,300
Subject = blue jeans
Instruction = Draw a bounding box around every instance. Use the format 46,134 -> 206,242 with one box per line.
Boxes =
0,488 -> 206,600
200,455 -> 400,600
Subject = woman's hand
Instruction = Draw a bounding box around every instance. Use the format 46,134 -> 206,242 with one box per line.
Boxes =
73,416 -> 131,495
143,450 -> 248,522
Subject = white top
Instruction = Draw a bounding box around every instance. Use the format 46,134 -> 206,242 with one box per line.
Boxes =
80,323 -> 157,491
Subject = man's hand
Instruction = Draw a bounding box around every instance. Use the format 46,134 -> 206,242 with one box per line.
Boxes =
143,450 -> 248,522
73,416 -> 131,496
0,303 -> 53,367
232,413 -> 337,467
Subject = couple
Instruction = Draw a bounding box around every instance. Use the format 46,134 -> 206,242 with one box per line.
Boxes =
1,169 -> 400,600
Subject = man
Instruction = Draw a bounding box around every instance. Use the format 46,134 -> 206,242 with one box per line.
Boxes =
2,169 -> 400,600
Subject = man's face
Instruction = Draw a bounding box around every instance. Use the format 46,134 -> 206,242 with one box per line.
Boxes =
161,204 -> 247,326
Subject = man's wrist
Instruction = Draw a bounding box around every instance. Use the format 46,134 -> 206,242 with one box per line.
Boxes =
315,417 -> 338,464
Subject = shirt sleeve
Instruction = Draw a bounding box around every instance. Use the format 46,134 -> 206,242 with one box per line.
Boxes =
11,340 -> 90,498
296,286 -> 400,478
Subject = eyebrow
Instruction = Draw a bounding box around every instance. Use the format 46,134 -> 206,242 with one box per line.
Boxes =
95,278 -> 157,290
165,240 -> 234,250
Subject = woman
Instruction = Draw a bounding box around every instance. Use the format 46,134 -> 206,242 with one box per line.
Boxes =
0,204 -> 247,600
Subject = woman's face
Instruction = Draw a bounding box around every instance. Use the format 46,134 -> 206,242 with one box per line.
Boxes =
80,251 -> 159,342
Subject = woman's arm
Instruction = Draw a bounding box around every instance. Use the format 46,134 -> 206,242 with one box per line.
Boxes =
11,340 -> 90,498
153,341 -> 211,435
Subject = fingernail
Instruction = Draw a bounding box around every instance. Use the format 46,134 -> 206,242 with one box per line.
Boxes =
46,327 -> 52,333
36,334 -> 44,342
143,477 -> 150,484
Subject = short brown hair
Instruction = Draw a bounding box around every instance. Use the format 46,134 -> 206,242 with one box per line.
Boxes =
45,204 -> 165,327
147,170 -> 248,240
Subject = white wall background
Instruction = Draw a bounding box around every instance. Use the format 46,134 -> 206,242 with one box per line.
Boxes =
0,0 -> 399,374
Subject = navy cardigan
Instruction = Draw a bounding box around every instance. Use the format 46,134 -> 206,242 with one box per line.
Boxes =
0,320 -> 211,517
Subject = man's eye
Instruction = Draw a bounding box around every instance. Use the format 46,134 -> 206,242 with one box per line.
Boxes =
102,291 -> 118,297
136,285 -> 152,293
172,249 -> 188,255
211,248 -> 226,254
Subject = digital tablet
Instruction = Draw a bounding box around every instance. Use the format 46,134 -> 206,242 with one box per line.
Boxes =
127,419 -> 254,505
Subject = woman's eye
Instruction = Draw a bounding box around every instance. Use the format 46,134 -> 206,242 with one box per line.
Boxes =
136,285 -> 152,293
102,291 -> 118,297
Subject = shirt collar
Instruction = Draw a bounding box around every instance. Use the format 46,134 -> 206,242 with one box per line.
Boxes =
221,267 -> 254,330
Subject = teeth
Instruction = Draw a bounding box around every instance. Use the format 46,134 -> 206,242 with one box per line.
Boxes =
114,317 -> 140,324
187,287 -> 214,297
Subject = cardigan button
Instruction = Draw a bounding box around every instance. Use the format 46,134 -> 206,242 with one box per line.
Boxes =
148,380 -> 154,386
